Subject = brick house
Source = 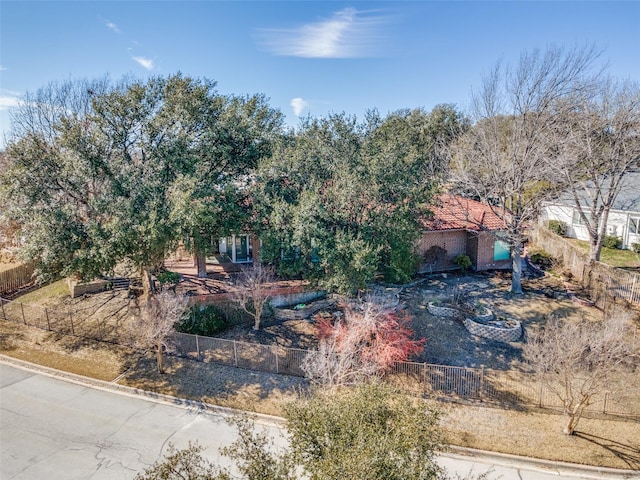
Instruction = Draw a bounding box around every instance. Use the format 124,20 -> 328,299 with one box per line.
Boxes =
418,194 -> 511,273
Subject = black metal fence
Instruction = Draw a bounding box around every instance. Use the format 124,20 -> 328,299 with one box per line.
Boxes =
1,294 -> 638,419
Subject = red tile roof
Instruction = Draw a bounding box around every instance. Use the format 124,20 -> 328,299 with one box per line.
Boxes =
422,194 -> 507,231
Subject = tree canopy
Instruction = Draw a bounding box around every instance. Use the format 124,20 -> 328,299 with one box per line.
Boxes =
257,107 -> 467,294
1,74 -> 282,295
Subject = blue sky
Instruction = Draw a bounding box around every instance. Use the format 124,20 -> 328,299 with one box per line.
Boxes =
1,1 -> 639,145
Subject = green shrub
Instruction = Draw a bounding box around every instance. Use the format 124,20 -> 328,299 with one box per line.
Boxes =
453,254 -> 472,272
603,235 -> 622,250
546,220 -> 568,236
631,243 -> 640,254
176,304 -> 228,336
530,249 -> 554,269
156,270 -> 181,286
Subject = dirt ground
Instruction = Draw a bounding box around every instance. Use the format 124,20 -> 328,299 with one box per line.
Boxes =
214,271 -> 610,371
1,268 -> 639,470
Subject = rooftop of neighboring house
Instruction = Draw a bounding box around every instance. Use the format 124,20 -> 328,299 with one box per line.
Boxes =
545,170 -> 640,213
422,194 -> 507,231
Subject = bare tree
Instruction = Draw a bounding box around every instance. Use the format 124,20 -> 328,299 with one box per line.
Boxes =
550,79 -> 640,260
523,314 -> 638,435
302,296 -> 424,387
8,76 -> 112,143
230,263 -> 275,330
127,291 -> 189,374
451,45 -> 602,293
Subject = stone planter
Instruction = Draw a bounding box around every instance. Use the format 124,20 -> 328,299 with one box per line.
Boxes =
473,308 -> 494,323
463,316 -> 522,343
427,302 -> 459,318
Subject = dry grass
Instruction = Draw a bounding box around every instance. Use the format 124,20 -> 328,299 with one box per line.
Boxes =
2,272 -> 639,470
1,319 -> 639,470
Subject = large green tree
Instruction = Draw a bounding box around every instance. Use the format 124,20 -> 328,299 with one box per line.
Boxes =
136,382 -> 459,480
0,74 -> 281,296
169,93 -> 283,277
257,107 -> 465,294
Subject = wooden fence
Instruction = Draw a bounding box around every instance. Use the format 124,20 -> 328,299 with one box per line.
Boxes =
2,293 -> 638,419
530,226 -> 640,307
0,263 -> 35,296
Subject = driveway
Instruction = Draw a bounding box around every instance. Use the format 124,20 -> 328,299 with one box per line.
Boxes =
0,360 -> 633,479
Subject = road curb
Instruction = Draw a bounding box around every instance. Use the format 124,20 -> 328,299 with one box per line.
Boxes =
446,446 -> 638,479
0,354 -> 285,427
1,354 -> 637,478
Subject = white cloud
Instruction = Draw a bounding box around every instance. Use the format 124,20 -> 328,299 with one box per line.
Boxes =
106,21 -> 120,33
0,65 -> 7,71
290,98 -> 309,117
0,95 -> 20,111
132,56 -> 154,70
258,8 -> 389,58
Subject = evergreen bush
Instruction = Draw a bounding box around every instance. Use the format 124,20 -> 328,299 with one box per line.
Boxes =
546,220 -> 568,236
176,305 -> 228,336
603,235 -> 622,249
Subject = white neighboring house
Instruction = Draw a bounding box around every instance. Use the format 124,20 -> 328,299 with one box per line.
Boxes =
541,171 -> 640,250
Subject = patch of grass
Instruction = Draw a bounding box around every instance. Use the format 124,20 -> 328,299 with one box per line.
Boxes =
2,324 -> 639,469
2,275 -> 640,470
12,279 -> 70,304
568,239 -> 640,268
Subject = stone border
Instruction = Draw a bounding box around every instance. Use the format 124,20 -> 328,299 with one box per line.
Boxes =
463,317 -> 522,342
427,302 -> 459,318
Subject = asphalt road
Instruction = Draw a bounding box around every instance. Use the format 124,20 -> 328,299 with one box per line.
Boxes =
0,361 -> 634,479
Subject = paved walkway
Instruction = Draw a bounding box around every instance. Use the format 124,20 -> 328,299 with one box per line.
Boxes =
0,357 -> 637,480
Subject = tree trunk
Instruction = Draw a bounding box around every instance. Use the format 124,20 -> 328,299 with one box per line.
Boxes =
589,237 -> 603,262
156,339 -> 165,374
195,251 -> 207,278
511,244 -> 523,294
141,266 -> 156,303
192,231 -> 209,278
253,303 -> 264,331
589,212 -> 610,262
563,414 -> 578,435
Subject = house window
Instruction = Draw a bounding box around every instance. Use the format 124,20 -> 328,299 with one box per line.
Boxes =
629,217 -> 640,235
219,235 -> 252,263
572,210 -> 590,226
493,240 -> 511,261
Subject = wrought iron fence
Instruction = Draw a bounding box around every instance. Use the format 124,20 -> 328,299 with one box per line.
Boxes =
1,294 -> 638,419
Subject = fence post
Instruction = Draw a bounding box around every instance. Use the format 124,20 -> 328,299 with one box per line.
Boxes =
273,345 -> 279,374
45,307 -> 51,331
423,363 -> 428,396
0,298 -> 6,320
479,367 -> 485,399
69,311 -> 75,335
20,302 -> 26,325
602,392 -> 608,415
195,334 -> 200,360
538,382 -> 543,408
233,340 -> 238,367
